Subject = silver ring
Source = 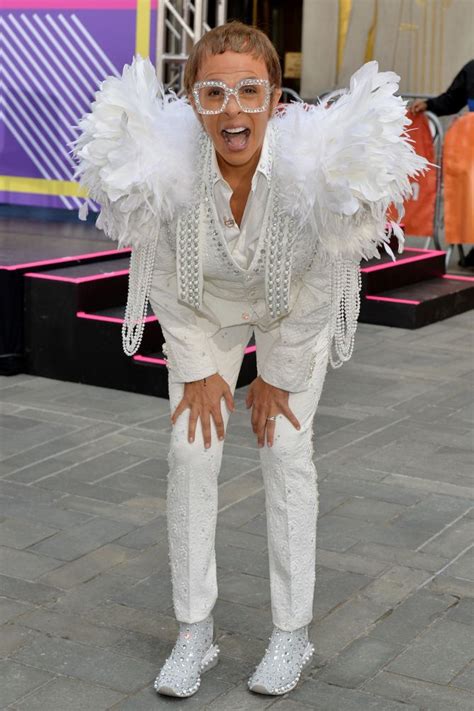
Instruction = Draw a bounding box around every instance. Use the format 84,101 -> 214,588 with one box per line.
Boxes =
266,415 -> 277,421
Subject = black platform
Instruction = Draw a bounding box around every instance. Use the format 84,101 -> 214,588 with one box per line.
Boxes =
16,228 -> 256,397
0,216 -> 127,375
359,246 -> 474,328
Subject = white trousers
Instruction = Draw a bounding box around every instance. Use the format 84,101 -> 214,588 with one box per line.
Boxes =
165,321 -> 330,632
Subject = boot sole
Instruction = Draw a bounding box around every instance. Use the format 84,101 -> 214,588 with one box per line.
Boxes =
155,643 -> 220,697
249,641 -> 314,695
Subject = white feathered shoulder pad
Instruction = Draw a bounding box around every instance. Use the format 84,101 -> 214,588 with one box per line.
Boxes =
71,55 -> 201,248
274,61 -> 430,261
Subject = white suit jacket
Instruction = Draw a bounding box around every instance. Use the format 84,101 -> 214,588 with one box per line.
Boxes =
72,57 -> 428,392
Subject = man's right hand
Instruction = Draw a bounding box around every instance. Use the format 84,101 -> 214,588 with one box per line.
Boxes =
410,99 -> 428,114
171,373 -> 234,448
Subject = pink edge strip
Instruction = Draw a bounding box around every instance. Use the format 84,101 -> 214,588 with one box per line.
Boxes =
24,269 -> 129,283
1,248 -> 130,271
442,274 -> 474,282
402,247 -> 441,253
76,311 -> 157,324
361,251 -> 446,273
133,355 -> 167,365
245,345 -> 257,354
3,2 -> 157,9
365,295 -> 421,305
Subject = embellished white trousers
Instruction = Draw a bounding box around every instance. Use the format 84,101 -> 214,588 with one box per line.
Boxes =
165,321 -> 330,632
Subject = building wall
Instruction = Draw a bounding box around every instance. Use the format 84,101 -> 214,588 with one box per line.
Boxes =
301,0 -> 474,100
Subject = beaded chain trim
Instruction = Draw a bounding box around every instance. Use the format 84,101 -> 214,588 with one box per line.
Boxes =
175,133 -> 207,310
328,259 -> 362,368
264,194 -> 295,320
263,122 -> 297,320
202,135 -> 243,279
122,239 -> 157,356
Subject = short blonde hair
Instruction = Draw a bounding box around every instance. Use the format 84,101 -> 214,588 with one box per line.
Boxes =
183,21 -> 282,95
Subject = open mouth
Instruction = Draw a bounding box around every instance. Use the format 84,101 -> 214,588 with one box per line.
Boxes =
221,126 -> 251,151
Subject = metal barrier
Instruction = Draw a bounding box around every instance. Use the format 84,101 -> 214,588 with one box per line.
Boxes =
401,94 -> 445,256
280,87 -> 303,103
423,111 -> 444,255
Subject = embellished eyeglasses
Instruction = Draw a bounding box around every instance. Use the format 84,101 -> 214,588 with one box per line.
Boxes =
192,78 -> 273,115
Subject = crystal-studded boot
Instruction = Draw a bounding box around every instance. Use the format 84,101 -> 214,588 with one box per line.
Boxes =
248,624 -> 314,695
153,614 -> 219,697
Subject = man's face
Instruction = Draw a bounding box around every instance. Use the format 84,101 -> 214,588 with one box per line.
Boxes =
191,50 -> 281,171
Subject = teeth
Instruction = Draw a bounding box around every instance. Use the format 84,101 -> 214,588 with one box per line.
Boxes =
224,127 -> 247,134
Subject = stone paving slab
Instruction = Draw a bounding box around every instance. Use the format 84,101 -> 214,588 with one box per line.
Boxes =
0,311 -> 473,709
363,670 -> 474,711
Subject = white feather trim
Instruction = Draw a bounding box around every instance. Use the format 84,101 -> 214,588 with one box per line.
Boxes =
70,55 -> 201,248
72,57 -> 429,261
273,60 -> 430,261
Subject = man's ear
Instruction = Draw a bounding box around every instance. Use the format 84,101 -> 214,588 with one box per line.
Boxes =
272,88 -> 283,111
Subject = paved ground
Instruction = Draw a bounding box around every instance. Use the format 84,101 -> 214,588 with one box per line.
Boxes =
0,311 -> 473,710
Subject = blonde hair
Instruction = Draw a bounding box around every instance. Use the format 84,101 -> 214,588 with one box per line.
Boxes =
183,21 -> 282,95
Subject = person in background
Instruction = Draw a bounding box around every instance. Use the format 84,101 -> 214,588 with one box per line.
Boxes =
411,59 -> 474,266
411,59 -> 474,117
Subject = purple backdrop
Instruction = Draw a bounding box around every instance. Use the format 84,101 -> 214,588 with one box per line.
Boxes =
0,4 -> 157,210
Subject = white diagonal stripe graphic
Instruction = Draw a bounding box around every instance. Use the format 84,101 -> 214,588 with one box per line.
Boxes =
1,15 -> 105,213
45,14 -> 102,88
58,13 -> 119,83
6,15 -> 87,118
85,199 -> 99,212
27,15 -> 94,105
70,14 -> 121,77
0,101 -> 75,210
1,104 -> 83,211
2,17 -> 83,124
2,68 -> 75,174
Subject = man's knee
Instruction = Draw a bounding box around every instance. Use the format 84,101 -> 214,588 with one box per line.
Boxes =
261,421 -> 313,462
169,419 -> 224,471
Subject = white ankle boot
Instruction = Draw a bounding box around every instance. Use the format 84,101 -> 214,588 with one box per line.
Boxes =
154,614 -> 219,697
248,624 -> 314,695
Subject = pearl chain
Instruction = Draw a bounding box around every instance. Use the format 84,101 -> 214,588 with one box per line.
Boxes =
122,239 -> 157,356
329,259 -> 361,368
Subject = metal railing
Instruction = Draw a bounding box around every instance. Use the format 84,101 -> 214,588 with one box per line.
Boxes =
155,0 -> 227,92
422,110 -> 444,255
385,94 -> 471,266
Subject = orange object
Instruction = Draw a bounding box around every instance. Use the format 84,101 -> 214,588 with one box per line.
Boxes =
388,111 -> 437,236
443,112 -> 474,245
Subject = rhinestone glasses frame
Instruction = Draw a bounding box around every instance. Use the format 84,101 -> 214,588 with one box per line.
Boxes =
192,78 -> 273,115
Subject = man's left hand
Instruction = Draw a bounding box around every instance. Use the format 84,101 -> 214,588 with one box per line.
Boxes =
246,376 -> 300,447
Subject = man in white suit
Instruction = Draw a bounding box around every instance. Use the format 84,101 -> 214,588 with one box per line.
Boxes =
148,23 -> 332,698
74,20 -> 426,699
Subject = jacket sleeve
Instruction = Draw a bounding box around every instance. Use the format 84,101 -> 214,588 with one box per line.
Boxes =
258,249 -> 333,393
148,228 -> 219,383
426,63 -> 470,116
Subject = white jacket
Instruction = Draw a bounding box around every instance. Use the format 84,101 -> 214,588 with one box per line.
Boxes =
72,56 -> 428,392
